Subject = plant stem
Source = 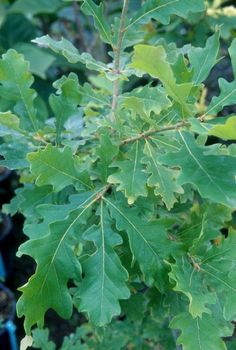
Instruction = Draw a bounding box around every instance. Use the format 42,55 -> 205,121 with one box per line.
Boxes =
120,121 -> 190,146
111,0 -> 129,122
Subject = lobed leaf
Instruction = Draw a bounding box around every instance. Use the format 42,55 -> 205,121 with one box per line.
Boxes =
120,85 -> 172,118
0,49 -> 42,131
108,141 -> 148,205
209,115 -> 236,140
131,45 -> 195,117
160,131 -> 236,208
143,140 -> 183,210
17,191 -> 97,334
32,35 -> 112,77
106,197 -> 182,289
171,312 -> 227,350
81,0 -> 112,44
77,202 -> 130,326
28,144 -> 92,192
188,31 -> 220,85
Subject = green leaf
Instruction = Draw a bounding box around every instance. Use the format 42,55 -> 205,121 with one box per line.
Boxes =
17,191 -> 96,334
96,131 -> 119,183
10,0 -> 62,17
188,31 -> 220,84
49,75 -> 81,144
23,192 -> 88,239
81,0 -> 112,44
14,43 -> 55,79
178,202 -> 232,252
127,0 -> 205,28
0,111 -> 21,132
3,185 -> 53,217
0,136 -> 31,169
106,197 -> 181,289
0,49 -> 41,131
131,45 -> 194,117
32,35 -> 111,77
170,312 -> 227,350
169,256 -> 216,318
205,79 -> 236,116
78,82 -> 110,107
32,328 -> 55,350
171,234 -> 236,324
209,116 -> 236,140
77,201 -> 130,326
28,144 -> 92,192
198,234 -> 236,321
108,141 -> 148,205
53,73 -> 110,107
143,140 -> 183,210
120,85 -> 172,118
228,38 -> 236,78
160,131 -> 236,208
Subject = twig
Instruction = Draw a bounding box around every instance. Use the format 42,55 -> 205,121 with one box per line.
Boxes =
111,0 -> 129,122
95,184 -> 111,200
187,253 -> 201,271
120,121 -> 190,146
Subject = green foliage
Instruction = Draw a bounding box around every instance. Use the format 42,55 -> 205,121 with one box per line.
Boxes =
1,0 -> 236,349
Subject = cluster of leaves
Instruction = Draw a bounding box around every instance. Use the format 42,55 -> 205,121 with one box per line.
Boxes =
1,0 -> 236,349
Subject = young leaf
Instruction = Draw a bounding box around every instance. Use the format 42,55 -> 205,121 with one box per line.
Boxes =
81,0 -> 112,44
17,191 -> 97,334
49,75 -> 81,144
120,85 -> 172,118
171,312 -> 227,350
143,140 -> 183,210
28,144 -> 92,192
108,141 -> 148,205
0,49 -> 41,131
188,31 -> 220,85
209,115 -> 236,140
96,131 -> 119,183
159,131 -> 236,208
0,111 -> 21,133
77,201 -> 130,326
131,45 -> 194,117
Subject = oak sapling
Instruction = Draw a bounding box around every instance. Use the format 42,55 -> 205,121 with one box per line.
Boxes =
0,0 -> 236,349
